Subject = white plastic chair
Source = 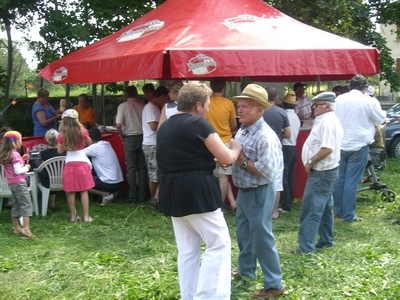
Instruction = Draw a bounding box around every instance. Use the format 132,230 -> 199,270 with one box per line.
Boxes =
0,165 -> 12,213
33,156 -> 66,216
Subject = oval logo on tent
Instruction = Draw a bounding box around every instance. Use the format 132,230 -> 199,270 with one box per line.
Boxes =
222,14 -> 270,33
187,54 -> 217,75
52,67 -> 68,82
117,20 -> 165,42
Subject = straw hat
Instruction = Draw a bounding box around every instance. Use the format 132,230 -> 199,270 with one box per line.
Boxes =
232,84 -> 271,109
282,93 -> 297,105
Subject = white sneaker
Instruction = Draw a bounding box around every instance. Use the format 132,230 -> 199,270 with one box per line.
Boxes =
100,194 -> 114,206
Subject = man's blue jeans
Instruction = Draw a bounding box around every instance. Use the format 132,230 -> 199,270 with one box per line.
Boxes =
235,183 -> 283,291
123,135 -> 147,202
333,146 -> 368,221
298,168 -> 338,252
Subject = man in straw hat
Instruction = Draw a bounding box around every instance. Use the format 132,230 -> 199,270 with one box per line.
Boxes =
292,92 -> 343,253
231,84 -> 285,299
280,94 -> 301,213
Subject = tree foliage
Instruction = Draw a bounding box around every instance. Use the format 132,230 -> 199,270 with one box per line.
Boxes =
0,64 -> 7,93
0,39 -> 36,97
370,0 -> 400,26
0,0 -> 40,101
267,0 -> 400,91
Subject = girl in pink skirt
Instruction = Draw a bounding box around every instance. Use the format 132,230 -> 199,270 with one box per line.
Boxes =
57,109 -> 94,222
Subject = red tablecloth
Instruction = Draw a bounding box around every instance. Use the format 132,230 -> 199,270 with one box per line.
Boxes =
294,129 -> 310,199
24,130 -> 310,198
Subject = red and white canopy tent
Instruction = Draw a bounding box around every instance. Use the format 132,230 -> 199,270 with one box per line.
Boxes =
38,0 -> 380,84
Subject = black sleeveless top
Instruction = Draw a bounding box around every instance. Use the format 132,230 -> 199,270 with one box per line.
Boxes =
157,113 -> 222,217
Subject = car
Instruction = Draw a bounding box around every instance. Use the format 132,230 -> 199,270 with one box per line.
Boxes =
386,102 -> 400,120
385,118 -> 400,158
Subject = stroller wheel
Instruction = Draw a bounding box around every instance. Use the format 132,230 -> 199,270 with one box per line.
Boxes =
381,190 -> 396,202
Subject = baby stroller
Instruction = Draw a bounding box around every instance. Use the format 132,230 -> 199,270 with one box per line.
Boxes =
358,152 -> 395,202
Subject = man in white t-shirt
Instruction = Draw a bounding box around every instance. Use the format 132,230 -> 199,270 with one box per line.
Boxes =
84,128 -> 124,205
333,75 -> 386,222
294,92 -> 343,253
142,86 -> 169,208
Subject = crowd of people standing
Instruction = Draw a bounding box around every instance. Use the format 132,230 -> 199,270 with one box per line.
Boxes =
2,74 -> 387,299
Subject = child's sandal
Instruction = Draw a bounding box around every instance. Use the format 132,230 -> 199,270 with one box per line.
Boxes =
20,229 -> 35,239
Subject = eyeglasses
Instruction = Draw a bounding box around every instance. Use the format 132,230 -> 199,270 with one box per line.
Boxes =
312,103 -> 327,107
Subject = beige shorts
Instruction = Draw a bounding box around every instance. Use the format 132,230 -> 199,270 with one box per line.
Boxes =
142,145 -> 159,183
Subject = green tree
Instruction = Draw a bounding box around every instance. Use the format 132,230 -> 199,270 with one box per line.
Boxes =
0,0 -> 40,101
0,64 -> 7,96
267,0 -> 400,91
0,39 -> 36,97
370,0 -> 400,26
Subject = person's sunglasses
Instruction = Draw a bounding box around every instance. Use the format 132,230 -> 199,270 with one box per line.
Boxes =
312,103 -> 327,107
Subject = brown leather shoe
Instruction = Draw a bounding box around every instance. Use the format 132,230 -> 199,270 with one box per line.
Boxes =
231,270 -> 241,280
252,287 -> 285,299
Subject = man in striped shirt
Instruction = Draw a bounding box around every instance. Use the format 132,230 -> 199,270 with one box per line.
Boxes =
293,82 -> 312,120
294,92 -> 343,253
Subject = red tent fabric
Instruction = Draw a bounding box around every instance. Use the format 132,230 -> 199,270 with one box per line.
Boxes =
38,0 -> 380,84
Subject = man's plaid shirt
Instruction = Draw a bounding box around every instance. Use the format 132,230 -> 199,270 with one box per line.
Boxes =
232,116 -> 282,189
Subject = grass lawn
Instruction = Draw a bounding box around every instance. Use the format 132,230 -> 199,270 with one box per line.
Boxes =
1,158 -> 400,299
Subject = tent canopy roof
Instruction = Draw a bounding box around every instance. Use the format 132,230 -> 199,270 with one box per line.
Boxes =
38,0 -> 380,84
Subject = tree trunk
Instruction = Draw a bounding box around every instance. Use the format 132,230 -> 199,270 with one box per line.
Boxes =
92,83 -> 98,124
65,84 -> 70,102
100,83 -> 105,125
4,19 -> 13,103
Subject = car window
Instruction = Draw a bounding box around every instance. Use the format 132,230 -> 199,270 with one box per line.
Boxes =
386,103 -> 400,117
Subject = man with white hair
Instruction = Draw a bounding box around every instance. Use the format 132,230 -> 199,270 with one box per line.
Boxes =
293,92 -> 343,253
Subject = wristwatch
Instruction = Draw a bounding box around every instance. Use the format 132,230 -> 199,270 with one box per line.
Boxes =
307,159 -> 313,165
241,158 -> 249,169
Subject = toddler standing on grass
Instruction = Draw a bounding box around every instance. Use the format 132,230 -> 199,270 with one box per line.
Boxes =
0,131 -> 35,238
57,109 -> 95,223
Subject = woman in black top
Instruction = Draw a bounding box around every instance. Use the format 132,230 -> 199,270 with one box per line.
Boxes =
157,82 -> 241,300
